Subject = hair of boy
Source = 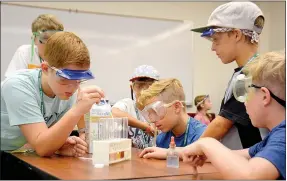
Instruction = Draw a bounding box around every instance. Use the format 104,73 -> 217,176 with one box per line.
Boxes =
44,31 -> 90,68
130,77 -> 156,100
243,50 -> 286,100
137,78 -> 186,110
31,14 -> 64,32
241,16 -> 264,44
194,95 -> 207,111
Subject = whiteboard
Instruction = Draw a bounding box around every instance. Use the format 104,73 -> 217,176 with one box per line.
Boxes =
1,4 -> 194,105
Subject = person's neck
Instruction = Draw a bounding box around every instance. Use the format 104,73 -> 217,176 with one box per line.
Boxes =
171,113 -> 190,137
266,107 -> 285,130
41,74 -> 56,98
198,109 -> 207,116
235,45 -> 258,67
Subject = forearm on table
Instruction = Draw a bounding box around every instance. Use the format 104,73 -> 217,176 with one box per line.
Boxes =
31,107 -> 82,156
199,138 -> 251,179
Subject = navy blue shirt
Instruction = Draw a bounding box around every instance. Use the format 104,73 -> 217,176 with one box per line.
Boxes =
156,117 -> 206,148
249,120 -> 286,180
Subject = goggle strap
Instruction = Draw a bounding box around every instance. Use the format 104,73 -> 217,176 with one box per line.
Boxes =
30,36 -> 35,63
270,91 -> 286,108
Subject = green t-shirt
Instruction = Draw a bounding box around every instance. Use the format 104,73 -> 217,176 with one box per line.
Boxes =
1,69 -> 76,151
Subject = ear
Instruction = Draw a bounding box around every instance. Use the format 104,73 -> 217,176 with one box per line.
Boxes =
233,29 -> 243,43
174,101 -> 183,114
200,103 -> 204,108
261,87 -> 272,107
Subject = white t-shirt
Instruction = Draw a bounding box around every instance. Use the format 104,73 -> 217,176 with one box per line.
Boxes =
112,98 -> 153,149
5,45 -> 41,77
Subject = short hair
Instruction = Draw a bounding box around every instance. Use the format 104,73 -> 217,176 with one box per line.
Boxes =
137,78 -> 186,110
44,32 -> 90,68
243,50 -> 285,100
31,14 -> 64,32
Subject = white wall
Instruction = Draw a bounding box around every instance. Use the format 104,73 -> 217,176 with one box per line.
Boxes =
4,2 -> 285,113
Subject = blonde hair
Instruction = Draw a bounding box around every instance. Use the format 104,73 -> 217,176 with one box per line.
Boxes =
137,78 -> 185,110
31,14 -> 64,32
44,32 -> 90,68
243,50 -> 285,99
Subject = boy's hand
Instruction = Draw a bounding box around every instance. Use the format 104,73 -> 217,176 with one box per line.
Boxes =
79,132 -> 86,141
57,136 -> 88,157
74,86 -> 105,116
182,141 -> 207,167
144,124 -> 156,137
139,147 -> 168,159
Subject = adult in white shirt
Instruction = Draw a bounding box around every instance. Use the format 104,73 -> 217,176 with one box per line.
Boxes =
112,65 -> 160,149
5,14 -> 64,77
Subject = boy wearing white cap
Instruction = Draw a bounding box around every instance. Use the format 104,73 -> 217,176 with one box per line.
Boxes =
192,2 -> 266,149
112,65 -> 160,149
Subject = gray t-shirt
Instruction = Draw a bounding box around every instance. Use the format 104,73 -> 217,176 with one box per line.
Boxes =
1,69 -> 76,151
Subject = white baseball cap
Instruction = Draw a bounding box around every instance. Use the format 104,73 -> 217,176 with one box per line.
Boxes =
191,2 -> 264,34
130,65 -> 160,82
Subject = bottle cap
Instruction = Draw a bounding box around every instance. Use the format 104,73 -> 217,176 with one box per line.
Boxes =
170,136 -> 176,148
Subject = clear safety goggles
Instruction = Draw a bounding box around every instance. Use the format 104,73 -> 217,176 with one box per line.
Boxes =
233,74 -> 285,107
141,100 -> 184,123
48,65 -> 95,85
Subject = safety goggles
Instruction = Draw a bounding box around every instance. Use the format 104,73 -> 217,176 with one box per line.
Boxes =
33,30 -> 62,44
195,95 -> 210,107
30,30 -> 63,64
141,100 -> 184,123
233,74 -> 285,107
200,28 -> 232,42
48,65 -> 94,85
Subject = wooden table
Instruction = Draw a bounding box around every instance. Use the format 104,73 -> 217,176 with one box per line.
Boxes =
8,148 -> 220,180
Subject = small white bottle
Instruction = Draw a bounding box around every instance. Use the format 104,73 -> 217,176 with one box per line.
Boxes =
166,136 -> 179,168
88,99 -> 112,153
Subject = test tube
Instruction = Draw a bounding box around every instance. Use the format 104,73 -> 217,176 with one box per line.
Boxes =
109,118 -> 114,140
123,117 -> 128,139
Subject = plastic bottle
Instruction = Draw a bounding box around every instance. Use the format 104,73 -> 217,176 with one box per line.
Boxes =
86,99 -> 112,153
166,136 -> 179,168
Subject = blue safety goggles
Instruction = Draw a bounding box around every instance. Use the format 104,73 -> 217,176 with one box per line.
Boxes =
48,66 -> 95,84
55,68 -> 94,80
200,29 -> 216,41
201,29 -> 216,37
